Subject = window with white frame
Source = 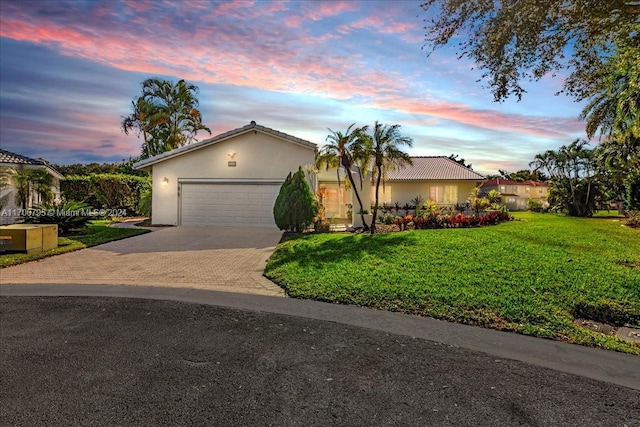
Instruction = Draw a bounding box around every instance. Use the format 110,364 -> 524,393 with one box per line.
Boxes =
429,185 -> 458,204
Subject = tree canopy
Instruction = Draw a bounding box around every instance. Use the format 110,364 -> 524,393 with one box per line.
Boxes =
421,0 -> 640,103
121,78 -> 211,159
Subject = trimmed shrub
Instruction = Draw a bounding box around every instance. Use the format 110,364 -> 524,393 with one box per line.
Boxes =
273,167 -> 318,233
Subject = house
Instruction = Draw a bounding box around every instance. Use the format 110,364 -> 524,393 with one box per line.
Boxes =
317,156 -> 486,222
481,178 -> 548,210
0,149 -> 64,224
133,121 -> 317,226
134,122 -> 486,227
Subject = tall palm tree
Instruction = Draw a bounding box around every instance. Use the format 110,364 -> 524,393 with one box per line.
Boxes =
141,78 -> 211,151
121,97 -> 167,159
122,78 -> 211,159
363,121 -> 413,234
315,124 -> 370,231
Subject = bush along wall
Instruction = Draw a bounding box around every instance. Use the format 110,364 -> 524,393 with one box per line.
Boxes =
60,173 -> 151,215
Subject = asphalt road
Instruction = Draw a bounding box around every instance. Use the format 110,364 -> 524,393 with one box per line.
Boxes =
1,297 -> 639,426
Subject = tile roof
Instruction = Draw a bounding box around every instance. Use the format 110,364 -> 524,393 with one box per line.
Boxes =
134,121 -> 317,169
482,178 -> 548,187
387,156 -> 485,181
0,148 -> 63,178
0,149 -> 47,166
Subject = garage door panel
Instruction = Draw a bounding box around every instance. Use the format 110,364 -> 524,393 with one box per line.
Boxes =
180,183 -> 281,227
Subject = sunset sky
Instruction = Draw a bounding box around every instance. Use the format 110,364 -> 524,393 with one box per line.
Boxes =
0,0 -> 590,175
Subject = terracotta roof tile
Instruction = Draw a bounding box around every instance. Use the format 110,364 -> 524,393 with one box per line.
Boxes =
482,178 -> 548,187
387,156 -> 485,181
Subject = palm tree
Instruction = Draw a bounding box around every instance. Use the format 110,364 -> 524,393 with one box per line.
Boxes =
141,78 -> 211,151
0,166 -> 53,210
121,97 -> 167,159
316,124 -> 370,231
530,140 -> 598,216
362,121 -> 413,234
122,78 -> 212,159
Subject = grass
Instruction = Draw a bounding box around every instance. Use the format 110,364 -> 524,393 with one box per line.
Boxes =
0,221 -> 149,268
265,212 -> 640,354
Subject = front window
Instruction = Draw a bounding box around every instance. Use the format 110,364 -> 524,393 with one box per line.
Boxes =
371,184 -> 392,204
429,185 -> 458,204
321,185 -> 347,218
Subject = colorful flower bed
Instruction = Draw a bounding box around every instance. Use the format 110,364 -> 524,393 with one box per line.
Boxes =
393,211 -> 513,231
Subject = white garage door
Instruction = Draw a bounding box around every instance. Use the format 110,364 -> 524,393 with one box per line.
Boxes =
180,182 -> 282,227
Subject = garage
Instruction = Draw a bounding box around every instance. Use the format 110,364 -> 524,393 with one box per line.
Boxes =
180,181 -> 282,226
133,121 -> 317,227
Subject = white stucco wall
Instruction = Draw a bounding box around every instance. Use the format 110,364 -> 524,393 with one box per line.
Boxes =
149,130 -> 316,225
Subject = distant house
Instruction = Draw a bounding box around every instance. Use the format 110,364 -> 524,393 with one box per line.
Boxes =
317,156 -> 486,221
0,149 -> 64,224
481,178 -> 548,211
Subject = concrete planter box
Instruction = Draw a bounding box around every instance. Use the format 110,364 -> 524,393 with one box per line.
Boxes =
0,224 -> 58,254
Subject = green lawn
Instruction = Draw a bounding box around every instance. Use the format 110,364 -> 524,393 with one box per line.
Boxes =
0,221 -> 149,268
265,212 -> 640,354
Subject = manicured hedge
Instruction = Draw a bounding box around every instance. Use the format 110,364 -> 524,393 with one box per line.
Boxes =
60,173 -> 150,215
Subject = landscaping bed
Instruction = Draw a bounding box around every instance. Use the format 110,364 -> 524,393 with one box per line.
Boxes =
265,212 -> 640,354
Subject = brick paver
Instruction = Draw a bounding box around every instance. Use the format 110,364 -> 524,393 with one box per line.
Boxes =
0,226 -> 285,296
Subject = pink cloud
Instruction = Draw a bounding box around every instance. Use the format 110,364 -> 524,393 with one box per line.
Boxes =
0,1 -> 582,144
304,1 -> 359,21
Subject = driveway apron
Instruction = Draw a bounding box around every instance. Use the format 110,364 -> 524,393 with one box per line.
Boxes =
0,226 -> 285,296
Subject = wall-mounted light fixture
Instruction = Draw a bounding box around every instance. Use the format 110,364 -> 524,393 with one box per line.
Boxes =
227,152 -> 237,160
162,177 -> 169,186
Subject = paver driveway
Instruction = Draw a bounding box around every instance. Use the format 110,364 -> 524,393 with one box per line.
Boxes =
0,226 -> 285,296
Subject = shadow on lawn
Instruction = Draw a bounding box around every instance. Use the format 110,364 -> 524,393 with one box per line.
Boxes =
269,232 -> 420,271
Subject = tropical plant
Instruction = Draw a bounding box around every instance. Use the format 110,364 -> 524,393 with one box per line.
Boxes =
138,182 -> 152,217
467,187 -> 489,215
315,123 -> 370,231
24,200 -> 94,234
313,187 -> 330,233
530,140 -> 601,216
273,168 -> 317,233
0,166 -> 53,210
122,78 -> 211,159
486,189 -> 502,206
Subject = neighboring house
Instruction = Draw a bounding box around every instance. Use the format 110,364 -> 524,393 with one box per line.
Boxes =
0,149 -> 64,224
317,156 -> 486,221
481,178 -> 548,211
133,121 -> 317,227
